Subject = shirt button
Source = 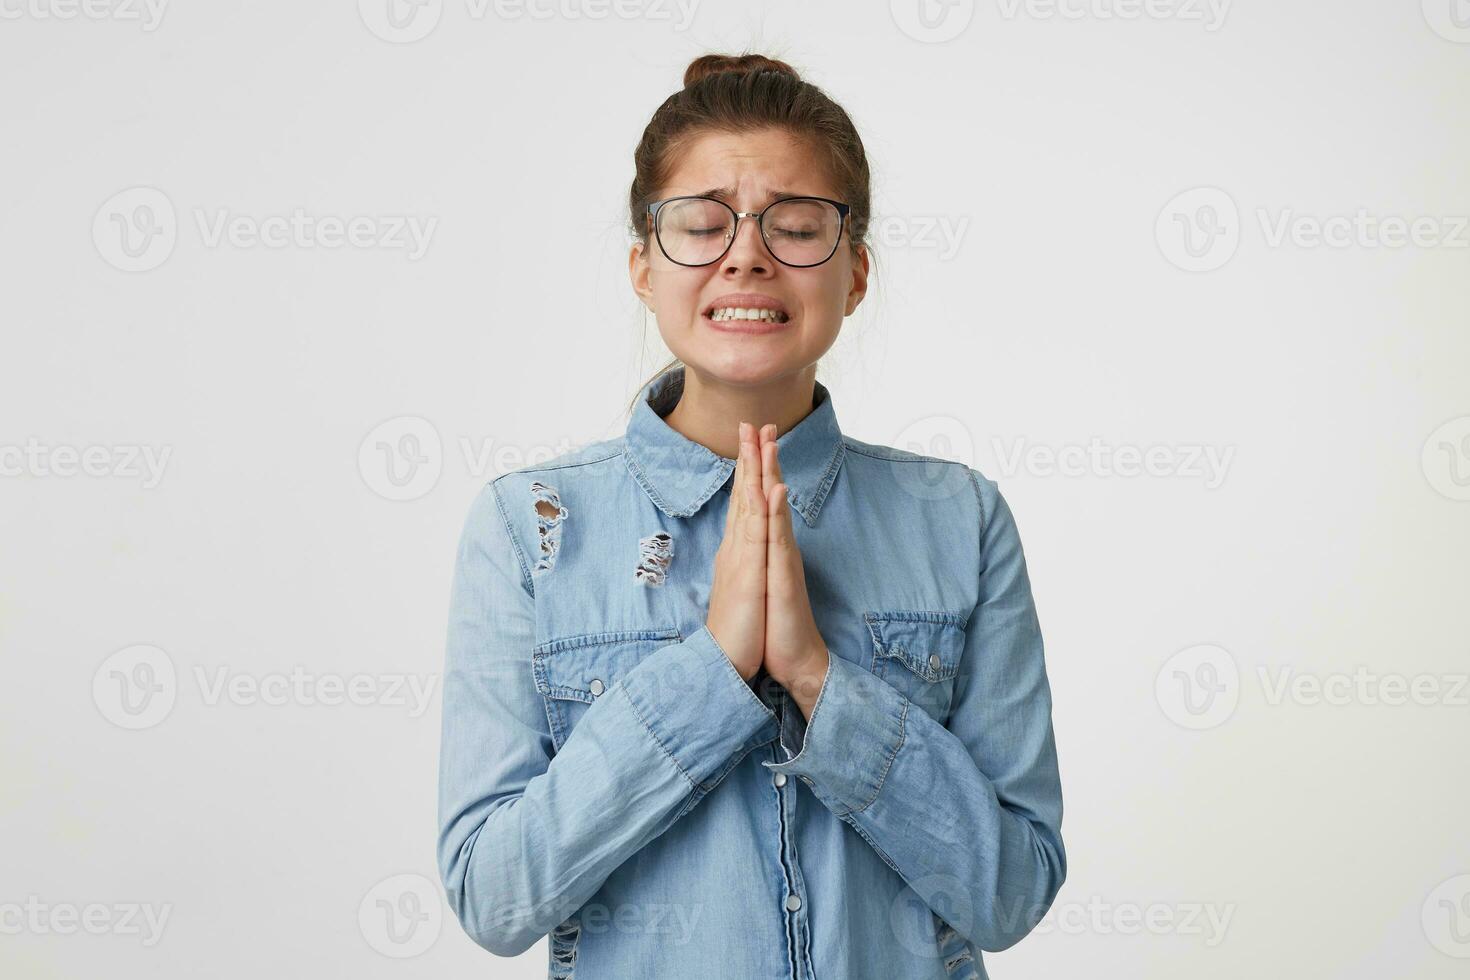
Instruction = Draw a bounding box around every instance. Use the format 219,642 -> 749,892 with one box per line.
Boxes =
928,653 -> 941,671
589,678 -> 605,697
785,895 -> 802,912
773,772 -> 787,787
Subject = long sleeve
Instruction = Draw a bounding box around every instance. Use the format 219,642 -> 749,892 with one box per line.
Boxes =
436,482 -> 780,957
764,472 -> 1066,952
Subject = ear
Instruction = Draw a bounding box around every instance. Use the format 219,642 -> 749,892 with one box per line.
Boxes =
844,243 -> 870,316
629,239 -> 654,310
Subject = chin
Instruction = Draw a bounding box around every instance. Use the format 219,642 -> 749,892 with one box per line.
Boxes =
682,349 -> 803,388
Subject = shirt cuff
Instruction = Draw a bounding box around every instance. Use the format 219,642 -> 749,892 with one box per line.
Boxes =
619,624 -> 779,788
762,652 -> 908,815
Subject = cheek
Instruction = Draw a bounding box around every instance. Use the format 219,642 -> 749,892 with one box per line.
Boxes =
649,266 -> 706,314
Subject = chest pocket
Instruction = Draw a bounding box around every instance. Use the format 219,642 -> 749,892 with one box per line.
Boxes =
863,612 -> 967,724
532,626 -> 682,751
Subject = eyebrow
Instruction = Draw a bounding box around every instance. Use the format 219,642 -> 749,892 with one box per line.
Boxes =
697,187 -> 805,205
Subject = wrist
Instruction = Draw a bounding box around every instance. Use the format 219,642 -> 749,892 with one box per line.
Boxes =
778,646 -> 829,719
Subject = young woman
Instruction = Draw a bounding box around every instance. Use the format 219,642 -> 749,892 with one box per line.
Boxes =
437,54 -> 1066,980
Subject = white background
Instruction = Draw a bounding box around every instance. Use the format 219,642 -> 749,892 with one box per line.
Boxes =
2,1 -> 1468,977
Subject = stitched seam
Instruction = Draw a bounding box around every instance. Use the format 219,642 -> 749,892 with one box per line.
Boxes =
702,628 -> 779,724
765,655 -> 833,771
692,730 -> 778,798
502,448 -> 625,477
796,440 -> 846,525
842,440 -> 968,468
617,684 -> 698,789
849,698 -> 908,814
840,810 -> 903,874
623,448 -> 732,519
966,467 -> 989,540
487,481 -> 534,598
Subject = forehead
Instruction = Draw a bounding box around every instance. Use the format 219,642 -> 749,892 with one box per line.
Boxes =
660,127 -> 837,203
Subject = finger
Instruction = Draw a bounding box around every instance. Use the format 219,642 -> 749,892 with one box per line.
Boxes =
758,423 -> 779,498
762,426 -> 785,500
722,424 -> 745,541
740,434 -> 769,587
767,477 -> 798,579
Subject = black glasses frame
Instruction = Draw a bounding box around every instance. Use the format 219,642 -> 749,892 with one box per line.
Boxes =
644,195 -> 852,269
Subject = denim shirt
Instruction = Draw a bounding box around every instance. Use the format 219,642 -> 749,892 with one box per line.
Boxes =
436,365 -> 1066,979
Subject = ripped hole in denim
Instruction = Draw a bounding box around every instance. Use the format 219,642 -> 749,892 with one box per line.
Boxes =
531,481 -> 568,573
549,915 -> 580,978
635,531 -> 674,586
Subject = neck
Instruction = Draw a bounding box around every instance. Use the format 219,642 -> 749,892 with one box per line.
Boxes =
662,365 -> 818,461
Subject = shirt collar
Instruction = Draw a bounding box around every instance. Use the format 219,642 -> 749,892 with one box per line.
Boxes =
624,365 -> 847,528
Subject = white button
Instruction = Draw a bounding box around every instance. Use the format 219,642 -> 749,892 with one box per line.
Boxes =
785,895 -> 802,912
773,772 -> 787,787
928,653 -> 941,671
589,678 -> 605,696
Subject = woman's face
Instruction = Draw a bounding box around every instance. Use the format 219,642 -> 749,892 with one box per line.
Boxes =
629,127 -> 869,388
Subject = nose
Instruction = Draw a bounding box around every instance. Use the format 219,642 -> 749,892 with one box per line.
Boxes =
720,213 -> 773,276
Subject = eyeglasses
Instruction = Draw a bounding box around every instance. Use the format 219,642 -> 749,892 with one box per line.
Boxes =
645,195 -> 851,268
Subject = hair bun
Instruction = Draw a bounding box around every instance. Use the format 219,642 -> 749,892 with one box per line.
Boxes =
683,53 -> 800,88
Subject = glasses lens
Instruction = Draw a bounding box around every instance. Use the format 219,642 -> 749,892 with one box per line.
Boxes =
656,198 -> 735,265
762,199 -> 841,266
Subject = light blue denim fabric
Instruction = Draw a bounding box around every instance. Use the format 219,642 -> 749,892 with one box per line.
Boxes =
437,365 -> 1066,979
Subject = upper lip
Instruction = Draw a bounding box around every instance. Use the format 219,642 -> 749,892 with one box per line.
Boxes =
703,293 -> 790,317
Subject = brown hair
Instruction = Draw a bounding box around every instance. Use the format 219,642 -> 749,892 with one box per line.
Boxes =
627,52 -> 873,412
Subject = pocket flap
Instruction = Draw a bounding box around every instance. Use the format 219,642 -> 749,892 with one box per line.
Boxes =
864,613 -> 966,682
533,627 -> 681,702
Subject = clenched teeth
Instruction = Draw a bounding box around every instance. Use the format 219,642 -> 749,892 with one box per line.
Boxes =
709,308 -> 789,322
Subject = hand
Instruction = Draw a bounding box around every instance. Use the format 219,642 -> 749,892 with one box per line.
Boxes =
705,421 -> 768,682
757,423 -> 831,719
